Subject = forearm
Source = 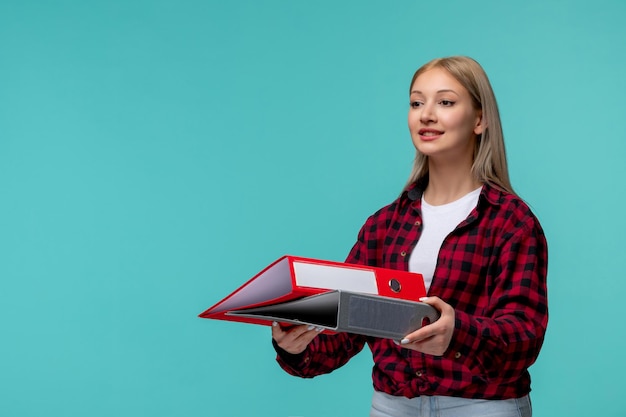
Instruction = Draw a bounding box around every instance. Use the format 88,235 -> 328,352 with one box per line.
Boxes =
446,307 -> 547,383
444,217 -> 549,382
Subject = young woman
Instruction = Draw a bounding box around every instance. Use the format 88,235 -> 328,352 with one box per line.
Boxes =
271,56 -> 548,417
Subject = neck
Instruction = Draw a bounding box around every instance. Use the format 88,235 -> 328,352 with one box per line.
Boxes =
424,158 -> 482,205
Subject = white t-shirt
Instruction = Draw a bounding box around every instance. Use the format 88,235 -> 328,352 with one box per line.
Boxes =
408,187 -> 482,291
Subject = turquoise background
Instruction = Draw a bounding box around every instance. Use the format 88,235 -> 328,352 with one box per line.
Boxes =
1,1 -> 624,416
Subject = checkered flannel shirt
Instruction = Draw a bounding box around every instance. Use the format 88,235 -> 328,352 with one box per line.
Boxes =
275,181 -> 548,399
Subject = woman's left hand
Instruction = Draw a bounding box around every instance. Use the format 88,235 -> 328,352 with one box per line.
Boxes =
398,296 -> 455,356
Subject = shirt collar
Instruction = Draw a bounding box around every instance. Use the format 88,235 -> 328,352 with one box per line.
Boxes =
404,179 -> 504,208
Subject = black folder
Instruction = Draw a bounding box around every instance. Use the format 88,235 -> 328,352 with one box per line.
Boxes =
227,290 -> 440,340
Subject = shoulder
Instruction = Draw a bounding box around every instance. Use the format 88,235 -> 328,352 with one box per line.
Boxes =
481,183 -> 545,239
346,190 -> 417,266
362,188 -> 416,230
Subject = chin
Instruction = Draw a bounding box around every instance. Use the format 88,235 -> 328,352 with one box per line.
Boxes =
415,144 -> 441,156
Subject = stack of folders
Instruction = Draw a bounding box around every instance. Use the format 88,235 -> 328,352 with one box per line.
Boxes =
199,255 -> 439,340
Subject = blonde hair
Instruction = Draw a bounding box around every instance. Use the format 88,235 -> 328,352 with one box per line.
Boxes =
403,56 -> 514,195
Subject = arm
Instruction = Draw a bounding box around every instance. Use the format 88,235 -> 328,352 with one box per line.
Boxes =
403,218 -> 548,383
273,324 -> 367,378
452,220 -> 547,382
272,221 -> 373,377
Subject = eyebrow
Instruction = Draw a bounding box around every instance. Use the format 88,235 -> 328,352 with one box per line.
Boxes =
410,89 -> 459,95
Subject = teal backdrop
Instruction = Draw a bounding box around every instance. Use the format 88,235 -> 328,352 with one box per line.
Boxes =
1,1 -> 624,416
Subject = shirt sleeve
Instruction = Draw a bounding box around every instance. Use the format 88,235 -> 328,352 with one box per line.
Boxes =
274,331 -> 367,378
444,215 -> 548,383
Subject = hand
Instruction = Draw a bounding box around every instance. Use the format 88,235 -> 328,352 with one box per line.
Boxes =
398,296 -> 455,356
271,322 -> 323,355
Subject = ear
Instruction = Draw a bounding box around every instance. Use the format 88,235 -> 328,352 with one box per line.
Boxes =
474,110 -> 485,136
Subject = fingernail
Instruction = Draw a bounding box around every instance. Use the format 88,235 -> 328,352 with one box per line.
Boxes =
400,338 -> 410,345
307,325 -> 315,330
419,297 -> 428,302
393,340 -> 401,346
272,321 -> 278,327
315,327 -> 324,332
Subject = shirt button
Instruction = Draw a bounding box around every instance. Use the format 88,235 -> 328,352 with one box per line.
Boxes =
414,220 -> 421,226
454,352 -> 462,359
415,371 -> 423,377
400,251 -> 407,257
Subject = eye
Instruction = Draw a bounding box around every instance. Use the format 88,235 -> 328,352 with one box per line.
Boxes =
410,101 -> 423,109
439,100 -> 455,106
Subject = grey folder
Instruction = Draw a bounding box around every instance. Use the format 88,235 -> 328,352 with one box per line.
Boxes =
226,290 -> 440,340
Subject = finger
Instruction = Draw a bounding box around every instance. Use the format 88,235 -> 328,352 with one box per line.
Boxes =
420,296 -> 455,318
289,324 -> 319,339
419,296 -> 444,310
296,328 -> 322,345
400,328 -> 435,345
273,322 -> 321,345
277,326 -> 323,354
272,322 -> 307,342
271,321 -> 284,336
274,322 -> 308,334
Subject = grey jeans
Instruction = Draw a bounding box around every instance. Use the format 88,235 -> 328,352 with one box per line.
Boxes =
370,391 -> 531,417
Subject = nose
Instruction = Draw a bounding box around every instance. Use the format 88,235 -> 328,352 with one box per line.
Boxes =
420,102 -> 436,123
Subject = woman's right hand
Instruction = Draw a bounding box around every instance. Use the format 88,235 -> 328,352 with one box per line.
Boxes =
271,322 -> 323,354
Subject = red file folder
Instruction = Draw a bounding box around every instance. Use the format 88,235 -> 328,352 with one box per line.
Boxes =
199,255 -> 427,327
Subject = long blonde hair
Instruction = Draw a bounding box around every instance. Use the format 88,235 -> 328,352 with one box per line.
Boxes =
403,56 -> 514,195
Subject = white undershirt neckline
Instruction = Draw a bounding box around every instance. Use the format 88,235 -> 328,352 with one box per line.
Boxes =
408,187 -> 482,292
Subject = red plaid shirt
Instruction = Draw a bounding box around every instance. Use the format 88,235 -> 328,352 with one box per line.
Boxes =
275,182 -> 548,400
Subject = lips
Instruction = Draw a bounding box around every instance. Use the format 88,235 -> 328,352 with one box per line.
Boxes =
418,128 -> 443,140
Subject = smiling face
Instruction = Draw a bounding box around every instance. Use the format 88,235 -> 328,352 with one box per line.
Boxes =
408,67 -> 484,163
